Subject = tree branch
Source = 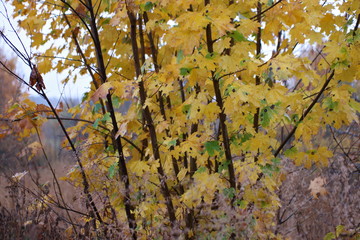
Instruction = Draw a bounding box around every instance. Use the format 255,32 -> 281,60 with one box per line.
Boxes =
250,0 -> 283,20
127,7 -> 177,226
205,0 -> 236,190
84,0 -> 137,236
274,70 -> 335,157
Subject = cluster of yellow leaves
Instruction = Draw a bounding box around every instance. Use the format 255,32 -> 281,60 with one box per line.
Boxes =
5,0 -> 360,238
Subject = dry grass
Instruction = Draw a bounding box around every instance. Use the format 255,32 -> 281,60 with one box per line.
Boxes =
276,124 -> 360,239
0,161 -> 84,240
1,154 -> 358,239
0,123 -> 359,239
276,156 -> 359,239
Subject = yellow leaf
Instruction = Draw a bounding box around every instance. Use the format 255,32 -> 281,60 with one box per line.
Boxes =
313,146 -> 333,167
208,6 -> 235,36
203,102 -> 221,122
264,84 -> 288,104
177,168 -> 187,181
156,120 -> 169,133
239,18 -> 260,36
128,160 -> 150,177
336,225 -> 345,237
176,11 -> 209,31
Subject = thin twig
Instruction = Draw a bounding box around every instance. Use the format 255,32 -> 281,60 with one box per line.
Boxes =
250,0 -> 283,20
274,70 -> 335,157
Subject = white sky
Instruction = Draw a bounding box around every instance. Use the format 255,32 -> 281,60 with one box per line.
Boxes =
0,1 -> 90,100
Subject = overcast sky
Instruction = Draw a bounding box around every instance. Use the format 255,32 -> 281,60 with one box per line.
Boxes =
0,1 -> 90,100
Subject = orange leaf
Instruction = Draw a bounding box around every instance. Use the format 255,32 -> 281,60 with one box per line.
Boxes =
90,82 -> 114,102
36,104 -> 51,113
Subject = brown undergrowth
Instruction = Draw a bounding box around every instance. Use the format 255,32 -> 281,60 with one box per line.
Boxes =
0,123 -> 359,239
276,123 -> 360,239
0,161 -> 83,240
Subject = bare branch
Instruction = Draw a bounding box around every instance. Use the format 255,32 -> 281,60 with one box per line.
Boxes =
274,70 -> 335,157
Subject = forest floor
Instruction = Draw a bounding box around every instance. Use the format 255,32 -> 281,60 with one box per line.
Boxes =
0,125 -> 359,239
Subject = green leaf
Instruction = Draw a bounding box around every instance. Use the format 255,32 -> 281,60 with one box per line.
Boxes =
230,31 -> 247,42
260,200 -> 270,208
260,159 -> 280,177
112,96 -> 121,108
267,0 -> 274,6
261,164 -> 271,176
323,232 -> 335,240
177,50 -> 184,63
182,104 -> 191,117
92,103 -> 102,113
218,160 -> 230,173
82,92 -> 89,102
234,200 -> 248,209
284,147 -> 297,156
106,145 -> 114,153
101,112 -> 111,122
223,187 -> 235,199
108,163 -> 117,179
272,158 -> 281,165
240,132 -> 253,143
196,166 -> 207,173
204,141 -> 221,156
93,118 -> 100,128
291,113 -> 299,123
144,1 -> 154,11
260,107 -> 271,127
224,86 -> 236,96
168,139 -> 177,147
324,97 -> 338,111
180,67 -> 192,76
205,52 -> 217,59
102,18 -> 110,25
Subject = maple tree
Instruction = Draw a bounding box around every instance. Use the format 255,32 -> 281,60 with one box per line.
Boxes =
0,0 -> 359,239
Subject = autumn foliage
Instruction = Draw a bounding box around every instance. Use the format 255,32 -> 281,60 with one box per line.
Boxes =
0,0 -> 359,239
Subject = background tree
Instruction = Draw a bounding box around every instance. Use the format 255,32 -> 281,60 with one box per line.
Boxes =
0,0 -> 359,239
0,51 -> 23,170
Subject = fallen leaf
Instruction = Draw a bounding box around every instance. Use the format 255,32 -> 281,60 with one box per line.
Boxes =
308,177 -> 327,198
